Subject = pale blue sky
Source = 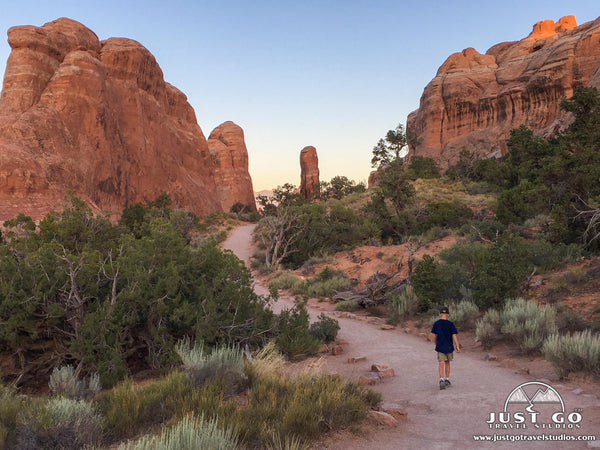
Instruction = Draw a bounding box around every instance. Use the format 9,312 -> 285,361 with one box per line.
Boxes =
0,1 -> 598,190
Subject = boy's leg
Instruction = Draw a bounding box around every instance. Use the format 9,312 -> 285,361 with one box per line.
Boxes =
444,361 -> 450,378
438,361 -> 445,378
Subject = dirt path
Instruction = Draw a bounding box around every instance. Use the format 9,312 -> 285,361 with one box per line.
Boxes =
222,224 -> 600,449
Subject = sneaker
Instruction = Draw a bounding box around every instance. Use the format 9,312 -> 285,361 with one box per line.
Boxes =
445,379 -> 451,387
439,380 -> 446,390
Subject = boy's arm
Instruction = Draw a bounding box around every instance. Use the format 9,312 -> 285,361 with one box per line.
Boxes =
453,333 -> 460,352
430,332 -> 437,344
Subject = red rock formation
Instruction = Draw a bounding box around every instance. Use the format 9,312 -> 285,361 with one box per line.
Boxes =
299,146 -> 319,199
0,18 -> 254,220
407,15 -> 600,167
207,121 -> 257,212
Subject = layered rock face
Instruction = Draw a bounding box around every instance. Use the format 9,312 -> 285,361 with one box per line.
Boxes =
207,121 -> 256,212
299,146 -> 319,199
407,15 -> 600,167
0,18 -> 254,220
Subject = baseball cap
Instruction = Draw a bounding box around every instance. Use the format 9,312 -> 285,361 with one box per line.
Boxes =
440,306 -> 450,314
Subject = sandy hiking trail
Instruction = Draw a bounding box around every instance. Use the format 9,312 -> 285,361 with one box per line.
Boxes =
222,223 -> 600,449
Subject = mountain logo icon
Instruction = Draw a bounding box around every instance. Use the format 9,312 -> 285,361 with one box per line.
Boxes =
504,381 -> 564,413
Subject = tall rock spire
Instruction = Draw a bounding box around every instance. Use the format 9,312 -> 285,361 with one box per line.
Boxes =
300,146 -> 320,200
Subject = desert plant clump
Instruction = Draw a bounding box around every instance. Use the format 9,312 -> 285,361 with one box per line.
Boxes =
266,432 -> 309,450
95,378 -> 155,440
269,272 -> 302,292
334,300 -> 361,312
119,414 -> 240,450
269,268 -> 351,299
3,342 -> 380,449
243,341 -> 286,385
241,371 -> 381,443
48,365 -> 101,399
557,310 -> 589,333
386,285 -> 419,324
292,267 -> 351,298
0,382 -> 25,447
309,314 -> 340,343
475,298 -> 556,353
175,340 -> 246,389
543,330 -> 600,379
45,397 -> 103,447
6,396 -> 104,449
276,302 -> 322,359
448,300 -> 480,330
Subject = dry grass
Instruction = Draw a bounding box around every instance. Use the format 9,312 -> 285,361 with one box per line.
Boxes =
412,178 -> 496,211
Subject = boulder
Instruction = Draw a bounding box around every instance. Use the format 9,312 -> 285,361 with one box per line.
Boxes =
348,356 -> 367,363
359,372 -> 381,386
367,410 -> 398,427
330,344 -> 344,355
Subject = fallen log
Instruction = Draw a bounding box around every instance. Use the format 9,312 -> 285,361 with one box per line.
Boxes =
333,270 -> 409,307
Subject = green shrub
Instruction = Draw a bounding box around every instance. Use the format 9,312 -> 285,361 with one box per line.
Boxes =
333,300 -> 361,312
269,272 -> 302,292
411,255 -> 441,312
175,340 -> 245,389
95,379 -> 144,439
276,302 -> 321,359
300,254 -> 335,275
119,414 -> 240,450
282,376 -> 380,438
297,276 -> 351,298
266,433 -> 309,450
475,298 -> 556,353
0,198 -> 274,389
459,221 -> 507,241
48,365 -> 101,399
243,342 -> 286,385
524,240 -> 584,272
7,396 -> 103,449
45,397 -> 103,447
309,314 -> 340,343
496,180 -> 551,224
447,300 -> 480,330
428,302 -> 478,330
419,201 -> 474,232
407,156 -> 440,180
544,330 -> 600,379
557,310 -> 589,333
474,232 -> 535,309
291,267 -> 351,298
243,372 -> 380,442
96,371 -> 193,440
0,383 -> 24,447
475,310 -> 501,348
387,286 -> 419,324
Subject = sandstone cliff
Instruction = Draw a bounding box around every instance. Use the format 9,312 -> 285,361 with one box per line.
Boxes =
207,121 -> 257,212
406,15 -> 600,167
299,146 -> 319,199
0,18 -> 254,220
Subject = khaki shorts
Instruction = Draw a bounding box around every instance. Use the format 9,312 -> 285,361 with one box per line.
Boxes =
437,352 -> 454,362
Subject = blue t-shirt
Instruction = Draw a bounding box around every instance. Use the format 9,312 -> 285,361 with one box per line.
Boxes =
431,319 -> 458,354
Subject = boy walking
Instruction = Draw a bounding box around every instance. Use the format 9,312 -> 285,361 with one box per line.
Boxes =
430,306 -> 460,390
